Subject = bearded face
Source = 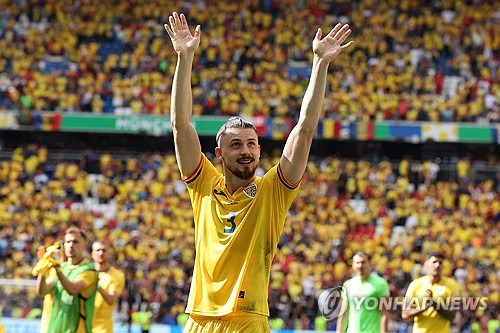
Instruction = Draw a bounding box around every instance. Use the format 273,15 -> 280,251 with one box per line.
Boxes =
216,128 -> 260,181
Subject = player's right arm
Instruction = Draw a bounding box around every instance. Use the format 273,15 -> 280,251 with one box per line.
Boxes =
98,285 -> 119,305
164,12 -> 202,177
402,282 -> 431,321
35,245 -> 55,297
402,306 -> 428,321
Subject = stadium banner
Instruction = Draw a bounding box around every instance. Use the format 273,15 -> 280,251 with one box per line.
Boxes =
34,113 -> 62,131
0,111 -> 19,129
191,116 -> 226,135
421,123 -> 458,142
29,113 -> 498,143
354,121 -> 375,141
458,125 -> 493,143
60,114 -> 172,136
265,117 -> 294,139
0,318 -> 329,333
317,119 -> 341,138
252,115 -> 268,137
374,123 -> 391,140
388,123 -> 421,142
35,113 -> 224,136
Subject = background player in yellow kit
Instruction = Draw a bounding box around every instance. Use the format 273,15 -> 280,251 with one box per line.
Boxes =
165,11 -> 353,332
402,251 -> 461,333
91,240 -> 125,333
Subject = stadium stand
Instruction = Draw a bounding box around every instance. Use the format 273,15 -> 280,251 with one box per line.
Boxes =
0,0 -> 497,122
0,145 -> 497,330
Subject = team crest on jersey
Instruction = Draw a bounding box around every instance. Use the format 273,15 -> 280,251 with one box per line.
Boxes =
436,286 -> 446,297
243,183 -> 257,198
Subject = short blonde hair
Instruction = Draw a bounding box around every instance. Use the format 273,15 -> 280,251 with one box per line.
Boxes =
65,226 -> 87,241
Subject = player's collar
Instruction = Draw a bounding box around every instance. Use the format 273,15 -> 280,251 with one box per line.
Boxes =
97,264 -> 111,272
68,257 -> 86,268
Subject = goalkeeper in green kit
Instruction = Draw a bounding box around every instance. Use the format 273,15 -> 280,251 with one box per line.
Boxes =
336,252 -> 390,333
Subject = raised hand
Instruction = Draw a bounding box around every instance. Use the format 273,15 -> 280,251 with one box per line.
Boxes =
313,23 -> 353,63
164,12 -> 201,55
37,245 -> 46,260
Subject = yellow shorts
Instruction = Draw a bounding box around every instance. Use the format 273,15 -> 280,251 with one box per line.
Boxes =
183,313 -> 270,333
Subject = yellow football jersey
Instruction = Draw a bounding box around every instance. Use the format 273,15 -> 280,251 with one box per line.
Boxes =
405,275 -> 461,333
74,260 -> 99,333
184,154 -> 300,317
40,268 -> 57,333
93,267 -> 126,333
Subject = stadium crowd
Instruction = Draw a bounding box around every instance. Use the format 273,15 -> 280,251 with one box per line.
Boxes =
0,145 -> 497,331
0,0 -> 498,122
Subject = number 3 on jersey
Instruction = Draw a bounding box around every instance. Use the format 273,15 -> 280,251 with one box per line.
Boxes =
224,212 -> 236,234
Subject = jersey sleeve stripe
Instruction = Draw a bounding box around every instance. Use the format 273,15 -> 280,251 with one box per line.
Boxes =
277,163 -> 301,190
183,155 -> 204,184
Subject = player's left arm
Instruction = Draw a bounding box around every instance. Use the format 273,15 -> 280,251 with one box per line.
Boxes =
280,23 -> 353,184
335,283 -> 350,333
431,280 -> 460,322
99,271 -> 125,305
335,298 -> 348,333
54,265 -> 89,295
432,304 -> 456,321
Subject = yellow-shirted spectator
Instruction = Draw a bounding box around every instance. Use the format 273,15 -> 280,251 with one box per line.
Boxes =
457,159 -> 470,179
